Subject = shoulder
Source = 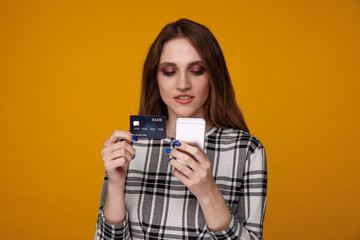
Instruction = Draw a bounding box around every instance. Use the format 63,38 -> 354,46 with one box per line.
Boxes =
209,127 -> 264,154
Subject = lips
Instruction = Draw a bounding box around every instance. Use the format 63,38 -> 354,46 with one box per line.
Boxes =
174,94 -> 194,104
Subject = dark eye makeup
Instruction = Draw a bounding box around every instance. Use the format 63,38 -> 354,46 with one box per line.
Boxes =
160,66 -> 176,76
190,65 -> 205,76
159,64 -> 206,77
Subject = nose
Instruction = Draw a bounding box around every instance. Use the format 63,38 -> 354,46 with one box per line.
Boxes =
176,71 -> 191,91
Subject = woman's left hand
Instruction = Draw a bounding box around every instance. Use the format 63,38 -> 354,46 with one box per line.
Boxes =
167,141 -> 217,201
167,141 -> 232,231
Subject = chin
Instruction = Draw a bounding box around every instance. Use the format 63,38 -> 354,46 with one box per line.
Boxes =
169,105 -> 205,119
176,111 -> 202,119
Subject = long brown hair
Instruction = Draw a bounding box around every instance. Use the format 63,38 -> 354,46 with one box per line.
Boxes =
138,18 -> 249,133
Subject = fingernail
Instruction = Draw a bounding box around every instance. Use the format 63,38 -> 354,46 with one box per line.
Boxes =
132,155 -> 135,160
131,135 -> 138,141
166,148 -> 172,154
173,141 -> 181,147
169,156 -> 172,162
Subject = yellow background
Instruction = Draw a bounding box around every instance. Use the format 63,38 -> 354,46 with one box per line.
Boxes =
1,0 -> 359,239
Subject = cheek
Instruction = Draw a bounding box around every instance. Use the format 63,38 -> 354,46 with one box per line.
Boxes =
198,78 -> 210,100
157,76 -> 169,100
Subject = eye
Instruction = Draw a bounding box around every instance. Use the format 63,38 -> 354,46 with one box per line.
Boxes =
190,65 -> 205,76
161,67 -> 176,77
162,70 -> 176,76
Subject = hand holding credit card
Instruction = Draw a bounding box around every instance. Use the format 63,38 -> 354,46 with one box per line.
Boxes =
130,115 -> 166,139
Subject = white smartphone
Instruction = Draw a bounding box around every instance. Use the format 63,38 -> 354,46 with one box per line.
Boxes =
175,118 -> 206,151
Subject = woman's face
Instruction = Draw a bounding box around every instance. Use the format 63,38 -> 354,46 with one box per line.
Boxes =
157,38 -> 210,121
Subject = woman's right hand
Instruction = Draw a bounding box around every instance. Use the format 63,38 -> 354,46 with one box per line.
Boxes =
101,130 -> 137,186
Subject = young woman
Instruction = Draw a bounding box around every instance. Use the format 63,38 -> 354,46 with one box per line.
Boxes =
95,19 -> 267,239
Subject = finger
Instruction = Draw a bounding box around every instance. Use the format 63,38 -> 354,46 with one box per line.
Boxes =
105,157 -> 129,172
102,141 -> 136,157
103,148 -> 133,163
172,168 -> 192,186
110,148 -> 134,162
168,148 -> 200,170
104,130 -> 137,148
169,158 -> 194,179
174,141 -> 207,163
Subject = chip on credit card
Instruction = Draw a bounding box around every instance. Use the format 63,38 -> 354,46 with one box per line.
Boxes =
130,115 -> 166,139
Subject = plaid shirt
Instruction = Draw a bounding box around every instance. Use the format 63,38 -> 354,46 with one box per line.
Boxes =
95,126 -> 267,239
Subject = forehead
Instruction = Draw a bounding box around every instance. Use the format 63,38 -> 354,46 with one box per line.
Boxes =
159,38 -> 202,63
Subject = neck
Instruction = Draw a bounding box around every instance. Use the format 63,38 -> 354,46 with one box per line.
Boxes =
166,115 -> 213,138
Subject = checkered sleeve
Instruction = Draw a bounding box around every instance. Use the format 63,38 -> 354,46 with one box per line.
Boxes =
95,207 -> 131,240
208,146 -> 267,240
95,173 -> 132,240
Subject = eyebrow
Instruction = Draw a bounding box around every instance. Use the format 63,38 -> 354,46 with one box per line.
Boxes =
158,61 -> 205,68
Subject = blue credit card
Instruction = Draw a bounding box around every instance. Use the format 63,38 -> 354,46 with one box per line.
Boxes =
130,115 -> 166,139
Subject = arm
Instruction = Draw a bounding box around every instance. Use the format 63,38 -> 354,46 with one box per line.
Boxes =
210,146 -> 267,239
95,174 -> 131,240
168,142 -> 231,231
95,130 -> 137,240
168,142 -> 267,239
